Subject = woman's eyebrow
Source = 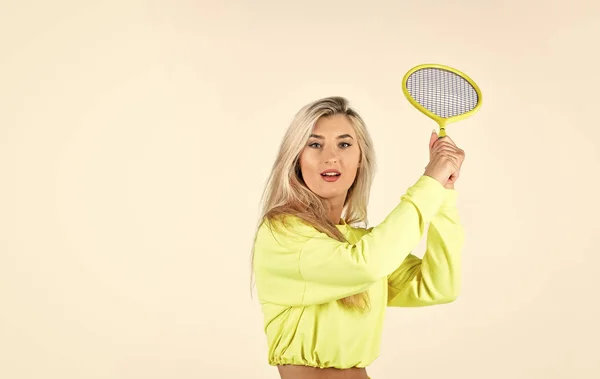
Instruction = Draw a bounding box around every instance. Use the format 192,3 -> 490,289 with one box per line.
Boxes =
309,134 -> 354,139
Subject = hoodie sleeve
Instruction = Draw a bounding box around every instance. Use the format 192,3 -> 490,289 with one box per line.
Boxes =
252,175 -> 448,306
387,189 -> 464,307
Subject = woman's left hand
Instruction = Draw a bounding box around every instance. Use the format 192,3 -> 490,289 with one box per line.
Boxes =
428,130 -> 465,189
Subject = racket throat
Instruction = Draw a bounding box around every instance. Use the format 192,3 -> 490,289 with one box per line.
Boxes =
437,121 -> 448,138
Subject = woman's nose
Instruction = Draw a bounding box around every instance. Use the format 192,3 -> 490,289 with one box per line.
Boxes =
323,149 -> 338,164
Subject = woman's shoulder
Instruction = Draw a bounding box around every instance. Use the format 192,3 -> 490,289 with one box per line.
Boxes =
254,214 -> 319,248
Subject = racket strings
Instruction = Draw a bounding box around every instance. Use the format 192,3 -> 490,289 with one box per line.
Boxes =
406,68 -> 478,118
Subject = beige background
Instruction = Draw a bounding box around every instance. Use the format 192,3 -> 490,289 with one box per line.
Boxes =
1,1 -> 599,378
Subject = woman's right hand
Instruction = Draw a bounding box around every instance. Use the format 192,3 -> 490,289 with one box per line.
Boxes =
424,130 -> 465,188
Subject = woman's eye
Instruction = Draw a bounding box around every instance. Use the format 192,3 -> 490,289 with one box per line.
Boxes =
308,142 -> 351,148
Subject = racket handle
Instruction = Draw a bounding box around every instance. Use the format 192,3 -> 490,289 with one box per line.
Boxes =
438,127 -> 447,138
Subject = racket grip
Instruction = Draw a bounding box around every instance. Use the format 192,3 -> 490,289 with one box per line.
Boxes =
438,128 -> 447,138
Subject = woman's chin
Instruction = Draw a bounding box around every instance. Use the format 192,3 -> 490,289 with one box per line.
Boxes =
315,187 -> 349,200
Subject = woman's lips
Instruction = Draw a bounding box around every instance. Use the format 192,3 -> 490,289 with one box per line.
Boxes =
321,169 -> 341,182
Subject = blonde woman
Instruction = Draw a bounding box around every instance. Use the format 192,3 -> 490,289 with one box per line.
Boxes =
251,96 -> 465,379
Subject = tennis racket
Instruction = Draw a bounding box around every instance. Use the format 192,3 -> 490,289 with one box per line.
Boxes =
402,63 -> 482,138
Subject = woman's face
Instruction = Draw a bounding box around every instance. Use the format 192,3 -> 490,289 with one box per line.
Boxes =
299,114 -> 361,202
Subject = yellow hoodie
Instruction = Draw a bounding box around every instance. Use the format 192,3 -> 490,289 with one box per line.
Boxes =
252,175 -> 464,369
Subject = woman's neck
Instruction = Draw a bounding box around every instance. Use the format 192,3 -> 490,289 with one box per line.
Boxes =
325,195 -> 346,225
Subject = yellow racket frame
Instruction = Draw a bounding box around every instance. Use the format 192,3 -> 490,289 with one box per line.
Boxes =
402,63 -> 482,137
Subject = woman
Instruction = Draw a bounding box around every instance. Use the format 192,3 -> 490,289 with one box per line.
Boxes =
251,96 -> 465,379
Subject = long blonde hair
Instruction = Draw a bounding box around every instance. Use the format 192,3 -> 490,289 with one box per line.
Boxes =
252,96 -> 376,310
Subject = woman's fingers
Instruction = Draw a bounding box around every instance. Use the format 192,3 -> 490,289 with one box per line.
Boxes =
432,139 -> 464,156
426,133 -> 465,186
432,145 -> 462,158
431,143 -> 465,171
437,135 -> 456,146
